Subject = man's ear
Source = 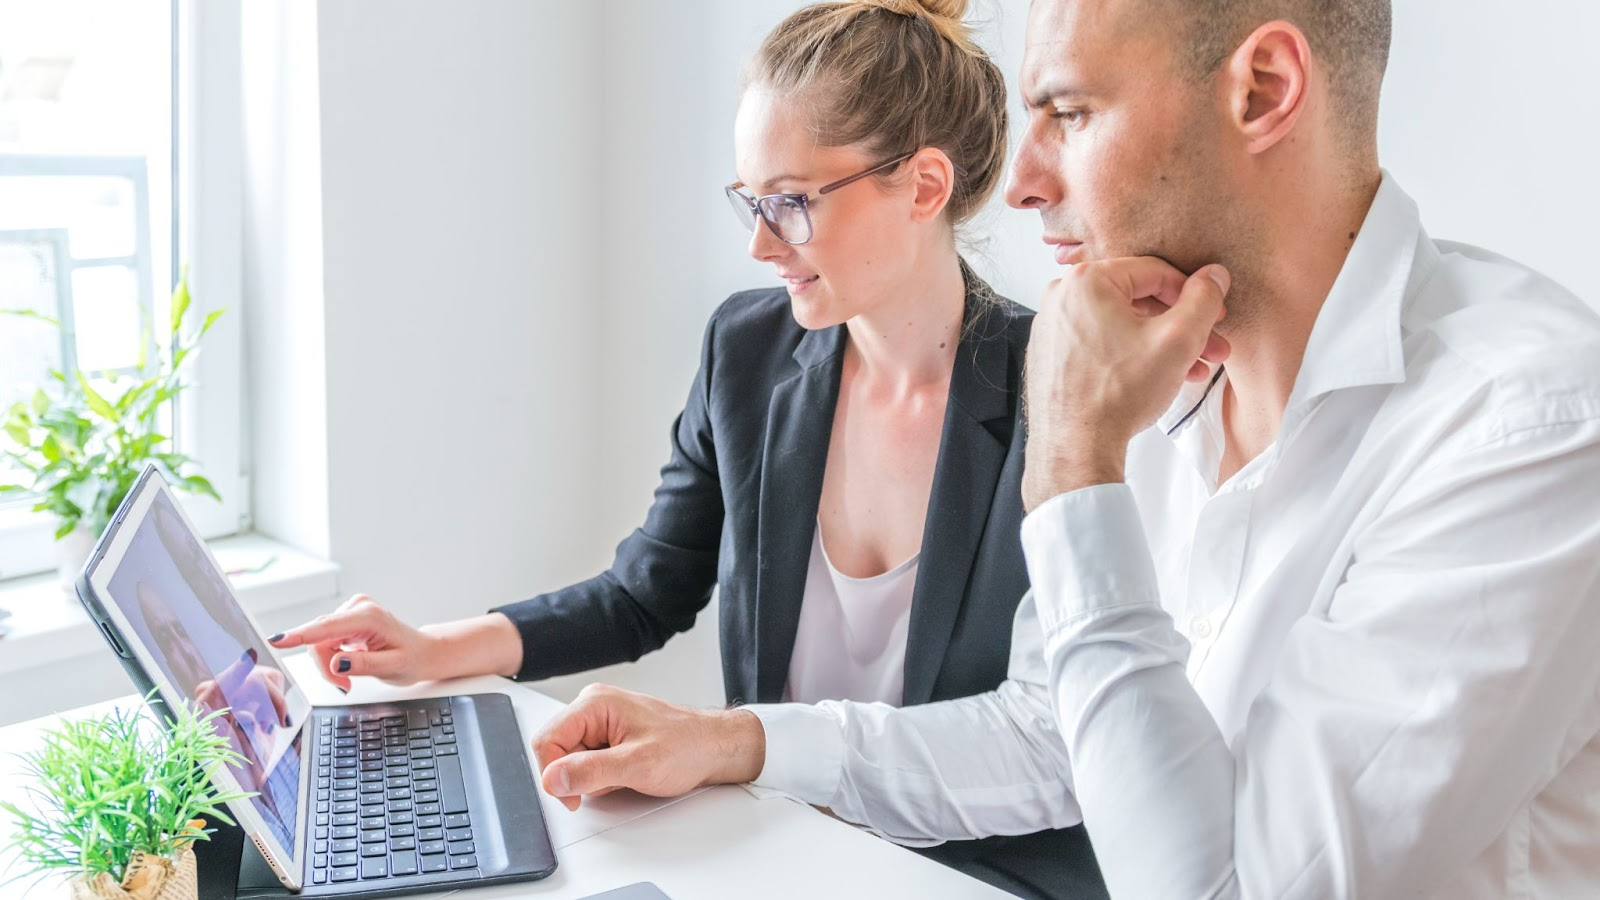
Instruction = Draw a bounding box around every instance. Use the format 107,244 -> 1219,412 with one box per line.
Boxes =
1223,19 -> 1312,155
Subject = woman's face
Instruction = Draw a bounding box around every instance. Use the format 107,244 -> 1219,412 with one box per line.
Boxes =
733,87 -> 928,330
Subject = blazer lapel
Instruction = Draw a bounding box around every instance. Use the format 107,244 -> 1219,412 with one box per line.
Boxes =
901,302 -> 1014,706
753,325 -> 846,703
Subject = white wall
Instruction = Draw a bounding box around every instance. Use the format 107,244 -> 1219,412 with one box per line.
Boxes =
239,0 -> 1598,712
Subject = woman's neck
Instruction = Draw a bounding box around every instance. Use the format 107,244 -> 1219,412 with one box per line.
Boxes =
843,251 -> 967,393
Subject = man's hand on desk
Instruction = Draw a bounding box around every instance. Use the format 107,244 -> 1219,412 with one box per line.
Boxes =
533,684 -> 766,811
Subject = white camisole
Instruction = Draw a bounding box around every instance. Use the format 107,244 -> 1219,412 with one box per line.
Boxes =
783,522 -> 920,707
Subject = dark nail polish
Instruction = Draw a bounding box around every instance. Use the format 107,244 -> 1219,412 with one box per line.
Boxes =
337,685 -> 349,695
267,632 -> 285,643
336,657 -> 351,673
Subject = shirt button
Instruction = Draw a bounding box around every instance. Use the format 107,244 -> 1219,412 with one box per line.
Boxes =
1191,616 -> 1213,639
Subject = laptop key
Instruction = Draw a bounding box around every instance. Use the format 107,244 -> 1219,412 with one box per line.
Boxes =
416,791 -> 439,804
312,870 -> 328,885
330,867 -> 358,883
331,826 -> 356,839
389,811 -> 414,825
417,815 -> 442,829
450,855 -> 477,870
444,814 -> 470,830
446,827 -> 472,843
330,853 -> 358,868
415,802 -> 440,815
436,745 -> 458,756
360,843 -> 386,858
360,830 -> 386,844
360,856 -> 387,879
330,839 -> 357,853
419,828 -> 443,842
448,841 -> 475,856
390,850 -> 418,876
332,813 -> 356,827
419,841 -> 445,856
420,855 -> 448,874
390,836 -> 416,851
390,824 -> 415,838
435,755 -> 469,815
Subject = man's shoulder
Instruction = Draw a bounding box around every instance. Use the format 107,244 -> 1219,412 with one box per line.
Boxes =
1403,241 -> 1600,433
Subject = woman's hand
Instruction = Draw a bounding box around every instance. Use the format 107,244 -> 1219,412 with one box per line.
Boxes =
267,594 -> 446,691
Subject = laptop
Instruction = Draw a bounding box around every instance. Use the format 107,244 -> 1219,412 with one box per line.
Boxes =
75,465 -> 558,896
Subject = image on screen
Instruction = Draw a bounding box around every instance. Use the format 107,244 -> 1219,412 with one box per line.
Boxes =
102,490 -> 303,857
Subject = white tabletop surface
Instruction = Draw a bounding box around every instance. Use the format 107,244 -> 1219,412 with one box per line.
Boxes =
0,654 -> 1010,900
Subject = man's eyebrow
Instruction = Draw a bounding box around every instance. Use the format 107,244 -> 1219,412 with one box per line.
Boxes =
1023,82 -> 1090,110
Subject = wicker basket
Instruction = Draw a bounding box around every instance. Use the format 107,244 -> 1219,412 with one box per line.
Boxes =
68,847 -> 198,900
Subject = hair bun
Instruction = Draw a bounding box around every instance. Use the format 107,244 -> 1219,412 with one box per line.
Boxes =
864,0 -> 968,20
854,0 -> 977,53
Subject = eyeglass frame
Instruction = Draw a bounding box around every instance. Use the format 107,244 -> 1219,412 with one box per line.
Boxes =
724,151 -> 919,245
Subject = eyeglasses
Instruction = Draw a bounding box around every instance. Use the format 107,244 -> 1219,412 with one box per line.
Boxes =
724,151 -> 916,245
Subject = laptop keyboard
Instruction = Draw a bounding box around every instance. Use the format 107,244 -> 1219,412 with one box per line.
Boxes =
308,701 -> 480,885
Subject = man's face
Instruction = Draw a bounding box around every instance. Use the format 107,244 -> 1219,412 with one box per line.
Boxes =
1006,0 -> 1248,277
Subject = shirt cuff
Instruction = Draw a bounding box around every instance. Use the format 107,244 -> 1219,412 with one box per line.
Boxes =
1021,483 -> 1161,636
745,702 -> 845,808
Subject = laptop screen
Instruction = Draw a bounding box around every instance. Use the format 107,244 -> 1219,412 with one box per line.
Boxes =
99,489 -> 306,858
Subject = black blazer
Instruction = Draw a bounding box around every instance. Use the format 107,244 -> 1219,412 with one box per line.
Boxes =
494,271 -> 1106,900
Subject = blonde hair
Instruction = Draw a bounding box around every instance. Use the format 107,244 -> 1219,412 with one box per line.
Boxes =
746,0 -> 1008,227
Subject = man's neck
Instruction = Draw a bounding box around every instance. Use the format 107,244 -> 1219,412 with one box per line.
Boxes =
1215,168 -> 1383,483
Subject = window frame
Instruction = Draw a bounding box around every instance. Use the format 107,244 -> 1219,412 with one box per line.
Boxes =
0,0 -> 247,581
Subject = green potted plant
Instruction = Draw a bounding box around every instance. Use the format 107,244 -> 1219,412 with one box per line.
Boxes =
1,693 -> 254,900
1,271 -> 223,586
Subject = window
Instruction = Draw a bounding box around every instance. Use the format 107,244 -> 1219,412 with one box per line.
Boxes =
0,0 -> 244,580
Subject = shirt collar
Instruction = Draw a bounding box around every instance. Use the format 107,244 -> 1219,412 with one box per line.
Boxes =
1281,172 -> 1424,415
1159,171 -> 1431,436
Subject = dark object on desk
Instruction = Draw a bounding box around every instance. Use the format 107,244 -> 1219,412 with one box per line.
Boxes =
75,466 -> 558,897
579,884 -> 673,900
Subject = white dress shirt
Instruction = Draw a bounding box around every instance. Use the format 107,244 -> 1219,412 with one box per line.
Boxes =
748,175 -> 1600,898
784,524 -> 918,706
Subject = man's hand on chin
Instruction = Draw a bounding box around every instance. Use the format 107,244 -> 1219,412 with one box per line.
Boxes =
1022,257 -> 1231,511
533,683 -> 767,811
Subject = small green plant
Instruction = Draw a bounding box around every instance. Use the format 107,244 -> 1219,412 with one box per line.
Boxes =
0,692 -> 254,887
0,271 -> 222,540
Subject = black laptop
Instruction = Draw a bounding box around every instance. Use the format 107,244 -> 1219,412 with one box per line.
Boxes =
76,465 -> 557,896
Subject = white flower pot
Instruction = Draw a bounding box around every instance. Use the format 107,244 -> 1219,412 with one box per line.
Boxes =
55,524 -> 97,593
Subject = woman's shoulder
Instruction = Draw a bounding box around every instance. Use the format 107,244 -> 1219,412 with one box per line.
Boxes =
709,285 -> 803,339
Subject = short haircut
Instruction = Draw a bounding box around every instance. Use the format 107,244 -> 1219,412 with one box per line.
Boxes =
1150,0 -> 1392,137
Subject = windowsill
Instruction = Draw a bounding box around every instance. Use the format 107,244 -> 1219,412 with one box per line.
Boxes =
0,533 -> 339,677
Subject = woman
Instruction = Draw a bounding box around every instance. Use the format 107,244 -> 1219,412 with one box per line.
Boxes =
270,2 -> 1104,897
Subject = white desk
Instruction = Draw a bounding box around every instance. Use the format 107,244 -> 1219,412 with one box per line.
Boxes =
0,655 -> 1010,900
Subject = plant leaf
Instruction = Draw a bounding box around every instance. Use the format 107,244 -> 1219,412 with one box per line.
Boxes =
170,271 -> 191,336
31,388 -> 50,416
0,308 -> 62,328
76,373 -> 119,423
198,308 -> 225,337
181,475 -> 221,502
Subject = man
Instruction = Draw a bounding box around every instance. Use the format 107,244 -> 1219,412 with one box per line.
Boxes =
531,0 -> 1600,895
